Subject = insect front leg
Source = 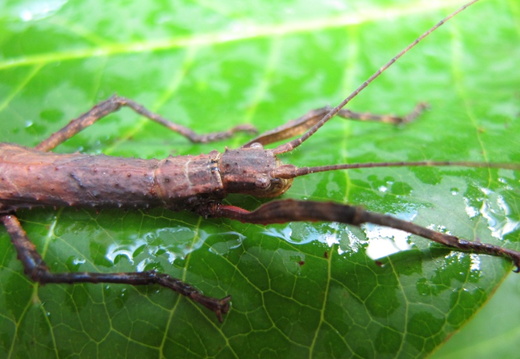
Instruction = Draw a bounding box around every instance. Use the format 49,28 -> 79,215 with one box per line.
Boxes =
36,95 -> 258,152
242,102 -> 427,147
0,214 -> 231,322
210,200 -> 520,271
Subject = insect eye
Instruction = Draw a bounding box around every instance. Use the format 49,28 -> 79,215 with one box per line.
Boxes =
255,175 -> 270,189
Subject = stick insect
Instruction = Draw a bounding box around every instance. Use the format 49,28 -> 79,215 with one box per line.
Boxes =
1,0 -> 518,323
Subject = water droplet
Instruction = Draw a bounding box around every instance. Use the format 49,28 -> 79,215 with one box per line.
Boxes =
105,239 -> 146,265
72,258 -> 86,266
208,232 -> 245,256
364,209 -> 418,260
478,187 -> 520,239
18,0 -> 67,21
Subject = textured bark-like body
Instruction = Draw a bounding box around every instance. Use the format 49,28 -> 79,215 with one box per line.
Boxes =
0,143 -> 292,214
0,143 -> 225,213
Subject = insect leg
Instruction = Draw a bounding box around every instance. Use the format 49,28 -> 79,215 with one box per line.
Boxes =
242,102 -> 427,147
36,95 -> 258,152
211,200 -> 520,271
0,214 -> 231,321
337,102 -> 428,125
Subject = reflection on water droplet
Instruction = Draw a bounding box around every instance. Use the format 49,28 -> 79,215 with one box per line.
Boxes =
18,0 -> 67,21
72,258 -> 86,266
364,209 -> 417,260
262,226 -> 294,243
136,258 -> 153,272
338,229 -> 367,255
443,252 -> 482,279
262,222 -> 342,246
261,211 -> 422,260
469,253 -> 481,272
208,232 -> 245,256
324,223 -> 342,247
478,187 -> 520,239
364,227 -> 413,260
464,197 -> 479,218
105,239 -> 146,265
145,227 -> 208,263
105,227 -> 208,266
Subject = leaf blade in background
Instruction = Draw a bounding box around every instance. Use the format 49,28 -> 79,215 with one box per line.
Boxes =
0,0 -> 519,358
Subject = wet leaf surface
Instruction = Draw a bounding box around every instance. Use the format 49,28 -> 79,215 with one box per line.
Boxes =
1,0 -> 519,358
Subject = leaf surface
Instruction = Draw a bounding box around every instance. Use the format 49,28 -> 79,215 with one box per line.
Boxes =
0,0 -> 519,358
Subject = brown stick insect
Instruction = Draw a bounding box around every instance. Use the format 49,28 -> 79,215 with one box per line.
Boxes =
1,0 -> 518,323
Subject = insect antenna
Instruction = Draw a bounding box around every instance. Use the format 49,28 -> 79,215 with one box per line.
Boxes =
272,161 -> 520,179
272,0 -> 481,155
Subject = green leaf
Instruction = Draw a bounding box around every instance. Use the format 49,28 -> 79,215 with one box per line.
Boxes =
1,0 -> 519,358
432,273 -> 520,359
